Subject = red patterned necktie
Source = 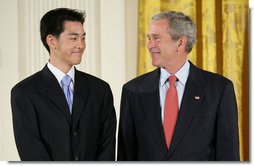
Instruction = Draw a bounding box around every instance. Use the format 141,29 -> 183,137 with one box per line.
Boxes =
163,75 -> 178,149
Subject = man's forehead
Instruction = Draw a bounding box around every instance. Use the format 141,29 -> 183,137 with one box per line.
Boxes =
62,22 -> 85,35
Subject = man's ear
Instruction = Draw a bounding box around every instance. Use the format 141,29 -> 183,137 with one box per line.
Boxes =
46,34 -> 57,50
178,36 -> 187,47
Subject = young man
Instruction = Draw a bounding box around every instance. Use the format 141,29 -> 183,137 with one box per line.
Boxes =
11,8 -> 116,161
117,11 -> 239,161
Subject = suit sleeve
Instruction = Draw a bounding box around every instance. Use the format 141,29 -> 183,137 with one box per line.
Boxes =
216,81 -> 240,160
117,86 -> 138,161
96,84 -> 117,161
11,86 -> 52,161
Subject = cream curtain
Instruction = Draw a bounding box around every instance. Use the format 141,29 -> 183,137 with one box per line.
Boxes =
137,0 -> 249,161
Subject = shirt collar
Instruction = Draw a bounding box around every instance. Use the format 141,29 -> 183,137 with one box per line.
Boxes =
47,62 -> 75,85
160,60 -> 190,87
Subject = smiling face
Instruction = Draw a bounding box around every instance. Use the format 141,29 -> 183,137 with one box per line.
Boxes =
47,21 -> 86,73
147,19 -> 179,69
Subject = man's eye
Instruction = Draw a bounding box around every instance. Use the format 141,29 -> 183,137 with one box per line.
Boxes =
70,37 -> 77,40
154,36 -> 159,40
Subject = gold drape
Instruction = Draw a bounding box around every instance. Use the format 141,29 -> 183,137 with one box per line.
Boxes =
137,0 -> 249,161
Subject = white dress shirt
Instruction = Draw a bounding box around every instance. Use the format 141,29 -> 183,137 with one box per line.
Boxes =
159,60 -> 190,124
47,62 -> 75,91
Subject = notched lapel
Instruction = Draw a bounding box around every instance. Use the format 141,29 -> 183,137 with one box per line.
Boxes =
71,71 -> 89,126
139,68 -> 168,153
139,91 -> 167,153
42,66 -> 72,124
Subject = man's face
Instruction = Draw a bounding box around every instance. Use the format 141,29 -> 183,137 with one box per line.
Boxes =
53,21 -> 86,68
147,19 -> 179,68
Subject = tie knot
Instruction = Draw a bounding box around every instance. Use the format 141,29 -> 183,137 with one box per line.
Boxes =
168,75 -> 177,85
61,75 -> 72,87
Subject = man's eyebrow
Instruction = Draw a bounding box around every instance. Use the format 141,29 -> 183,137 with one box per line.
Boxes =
68,32 -> 86,36
146,34 -> 159,37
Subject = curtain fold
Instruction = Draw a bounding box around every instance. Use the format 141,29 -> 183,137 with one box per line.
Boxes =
137,0 -> 249,161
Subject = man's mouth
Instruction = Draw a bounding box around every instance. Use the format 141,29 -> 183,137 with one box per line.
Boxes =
150,51 -> 160,55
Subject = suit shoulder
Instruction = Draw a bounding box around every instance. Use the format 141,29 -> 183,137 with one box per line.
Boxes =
77,70 -> 110,87
201,69 -> 232,84
190,61 -> 232,85
123,69 -> 158,92
194,67 -> 234,91
11,71 -> 42,92
124,73 -> 148,87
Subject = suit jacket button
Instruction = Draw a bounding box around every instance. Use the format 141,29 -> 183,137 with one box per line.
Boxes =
74,155 -> 79,161
73,130 -> 78,136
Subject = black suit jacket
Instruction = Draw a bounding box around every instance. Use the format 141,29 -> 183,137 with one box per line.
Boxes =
11,65 -> 116,161
117,61 -> 239,161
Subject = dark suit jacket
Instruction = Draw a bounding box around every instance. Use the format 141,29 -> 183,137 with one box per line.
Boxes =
117,61 -> 239,161
11,65 -> 116,161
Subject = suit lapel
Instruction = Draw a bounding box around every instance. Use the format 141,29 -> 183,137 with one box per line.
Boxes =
71,69 -> 89,127
41,65 -> 72,124
167,62 -> 207,157
139,68 -> 168,153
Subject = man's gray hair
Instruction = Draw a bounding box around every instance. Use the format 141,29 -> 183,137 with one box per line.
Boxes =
152,11 -> 197,53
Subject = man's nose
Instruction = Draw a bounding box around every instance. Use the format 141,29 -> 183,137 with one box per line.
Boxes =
147,40 -> 155,50
77,39 -> 86,49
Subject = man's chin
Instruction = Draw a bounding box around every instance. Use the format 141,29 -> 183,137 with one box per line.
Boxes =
151,61 -> 160,68
72,59 -> 82,65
